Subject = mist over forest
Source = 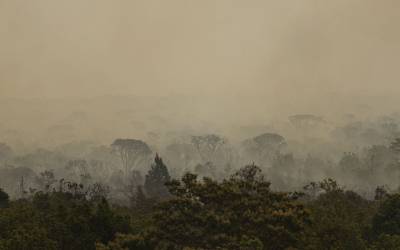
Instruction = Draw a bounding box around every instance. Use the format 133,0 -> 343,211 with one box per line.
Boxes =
2,94 -> 400,198
2,1 -> 400,249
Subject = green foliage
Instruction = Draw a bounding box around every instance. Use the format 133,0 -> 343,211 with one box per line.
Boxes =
369,234 -> 400,250
92,198 -> 132,244
372,193 -> 400,237
144,154 -> 171,200
149,164 -> 310,249
131,185 -> 157,214
305,183 -> 375,250
4,163 -> 400,249
96,233 -> 151,250
0,226 -> 57,250
0,186 -> 131,250
0,188 -> 9,208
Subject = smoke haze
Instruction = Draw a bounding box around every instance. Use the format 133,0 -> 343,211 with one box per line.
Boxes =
3,4 -> 400,248
1,0 -> 400,111
1,0 -> 400,154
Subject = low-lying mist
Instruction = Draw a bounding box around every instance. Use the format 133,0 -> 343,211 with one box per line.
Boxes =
2,0 -> 400,203
1,96 -> 400,202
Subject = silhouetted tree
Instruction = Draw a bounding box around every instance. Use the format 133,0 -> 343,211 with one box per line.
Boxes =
144,154 -> 171,200
241,133 -> 286,165
111,139 -> 152,176
191,134 -> 230,164
0,188 -> 9,208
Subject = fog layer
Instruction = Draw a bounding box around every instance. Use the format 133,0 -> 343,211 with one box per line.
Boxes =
1,0 -> 400,116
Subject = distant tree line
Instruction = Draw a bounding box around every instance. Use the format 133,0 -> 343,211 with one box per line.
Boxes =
4,133 -> 400,249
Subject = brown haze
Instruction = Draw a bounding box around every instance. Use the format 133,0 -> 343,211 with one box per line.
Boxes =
1,0 -> 400,148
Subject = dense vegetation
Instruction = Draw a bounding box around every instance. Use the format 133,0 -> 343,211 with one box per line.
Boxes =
1,157 -> 400,249
2,123 -> 400,249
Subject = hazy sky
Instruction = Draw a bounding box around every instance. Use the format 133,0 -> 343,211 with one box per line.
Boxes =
1,0 -> 400,114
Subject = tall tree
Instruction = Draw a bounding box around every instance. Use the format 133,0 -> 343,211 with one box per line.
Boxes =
191,134 -> 230,164
111,139 -> 152,176
241,133 -> 286,166
144,154 -> 171,200
0,188 -> 9,208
